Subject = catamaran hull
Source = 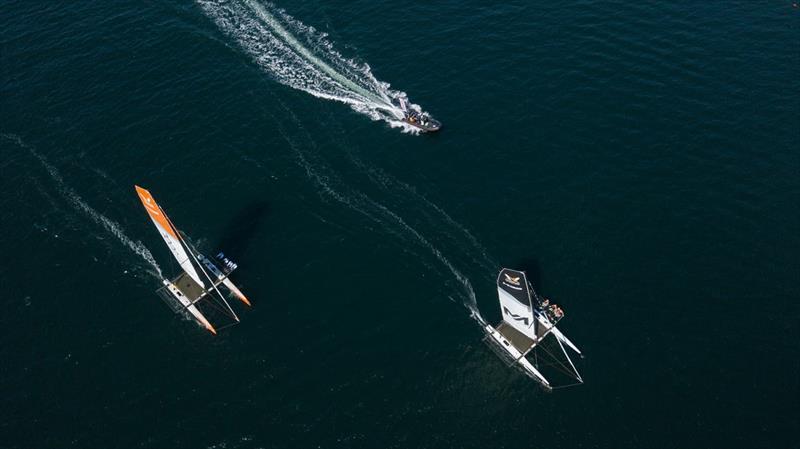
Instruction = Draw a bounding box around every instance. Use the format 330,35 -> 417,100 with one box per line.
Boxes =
162,280 -> 217,334
483,324 -> 550,390
534,311 -> 582,355
197,254 -> 251,306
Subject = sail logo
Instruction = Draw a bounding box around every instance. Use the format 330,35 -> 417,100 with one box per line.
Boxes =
138,192 -> 161,216
503,306 -> 530,325
215,252 -> 238,272
504,273 -> 520,286
143,197 -> 160,216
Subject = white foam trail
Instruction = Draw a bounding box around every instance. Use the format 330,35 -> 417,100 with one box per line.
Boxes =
362,172 -> 492,324
196,0 -> 426,129
387,120 -> 423,135
363,195 -> 480,310
3,134 -> 163,278
264,102 -> 481,314
269,100 -> 408,240
343,148 -> 496,274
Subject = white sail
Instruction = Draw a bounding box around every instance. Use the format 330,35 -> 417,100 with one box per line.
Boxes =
135,186 -> 205,288
497,268 -> 537,340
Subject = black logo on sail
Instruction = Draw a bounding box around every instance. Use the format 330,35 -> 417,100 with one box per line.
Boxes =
503,306 -> 530,325
503,273 -> 521,285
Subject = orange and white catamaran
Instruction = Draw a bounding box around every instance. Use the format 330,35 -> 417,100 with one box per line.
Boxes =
135,185 -> 251,334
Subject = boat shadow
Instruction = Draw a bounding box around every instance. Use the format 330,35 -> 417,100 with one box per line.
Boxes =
213,200 -> 270,262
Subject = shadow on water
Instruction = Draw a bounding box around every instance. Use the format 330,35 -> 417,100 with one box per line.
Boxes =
514,257 -> 543,289
213,200 -> 270,262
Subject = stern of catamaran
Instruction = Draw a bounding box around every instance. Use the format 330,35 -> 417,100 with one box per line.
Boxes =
483,322 -> 551,389
156,273 -> 217,334
197,252 -> 251,306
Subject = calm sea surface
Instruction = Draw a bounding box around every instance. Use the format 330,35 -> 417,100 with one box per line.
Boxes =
1,1 -> 798,448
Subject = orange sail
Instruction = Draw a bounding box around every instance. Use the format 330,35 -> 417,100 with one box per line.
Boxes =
135,185 -> 205,288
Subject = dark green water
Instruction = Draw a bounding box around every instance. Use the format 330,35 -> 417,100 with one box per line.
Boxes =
1,1 -> 798,448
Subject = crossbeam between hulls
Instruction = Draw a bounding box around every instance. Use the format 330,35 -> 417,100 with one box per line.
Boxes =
188,275 -> 232,305
517,325 -> 554,362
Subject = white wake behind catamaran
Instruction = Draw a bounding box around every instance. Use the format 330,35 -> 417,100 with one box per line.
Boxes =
135,185 -> 251,334
484,268 -> 583,390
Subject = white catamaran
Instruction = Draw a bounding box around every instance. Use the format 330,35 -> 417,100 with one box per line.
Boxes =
135,185 -> 251,334
484,268 -> 583,390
